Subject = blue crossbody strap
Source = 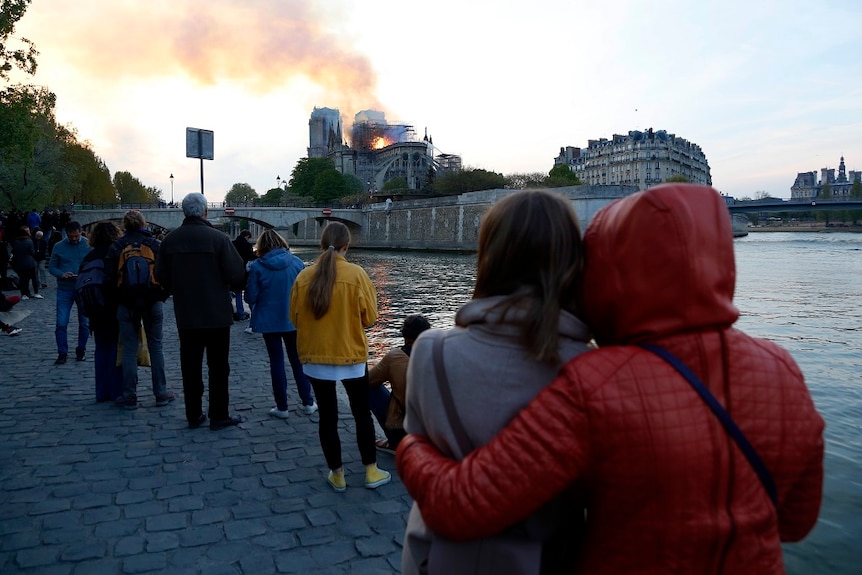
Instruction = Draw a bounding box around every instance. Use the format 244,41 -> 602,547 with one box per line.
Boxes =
640,343 -> 778,507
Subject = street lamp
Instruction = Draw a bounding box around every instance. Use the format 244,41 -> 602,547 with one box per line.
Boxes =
169,173 -> 174,206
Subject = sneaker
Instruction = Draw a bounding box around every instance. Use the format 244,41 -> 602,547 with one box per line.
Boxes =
210,415 -> 243,430
2,325 -> 22,336
301,402 -> 318,415
54,353 -> 67,365
375,438 -> 396,456
188,414 -> 207,429
269,407 -> 290,419
244,326 -> 253,334
33,294 -> 44,299
155,391 -> 176,407
20,295 -> 29,300
327,470 -> 347,493
364,464 -> 391,489
115,395 -> 138,410
75,349 -> 86,362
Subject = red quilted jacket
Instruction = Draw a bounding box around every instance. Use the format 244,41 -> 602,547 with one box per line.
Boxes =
397,184 -> 824,574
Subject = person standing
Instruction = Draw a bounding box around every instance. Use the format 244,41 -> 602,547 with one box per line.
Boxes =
244,229 -> 317,419
33,230 -> 49,288
232,230 -> 255,321
48,221 -> 91,364
290,221 -> 389,493
11,226 -> 41,300
155,193 -> 246,430
79,221 -> 123,402
105,210 -> 175,410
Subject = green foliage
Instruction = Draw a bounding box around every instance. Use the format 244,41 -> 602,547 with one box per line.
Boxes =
382,177 -> 408,192
62,140 -> 116,205
432,168 -> 505,196
224,182 -> 258,205
343,174 -> 364,195
311,169 -> 348,203
288,157 -> 335,197
819,182 -> 832,199
259,187 -> 283,205
665,174 -> 690,183
0,0 -> 37,81
114,171 -> 160,204
850,179 -> 862,198
546,165 -> 582,188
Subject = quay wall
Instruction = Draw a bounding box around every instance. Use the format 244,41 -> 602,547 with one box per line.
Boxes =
286,185 -> 638,251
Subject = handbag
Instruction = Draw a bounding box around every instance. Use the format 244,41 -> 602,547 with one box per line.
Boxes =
640,344 -> 778,506
425,330 -> 544,575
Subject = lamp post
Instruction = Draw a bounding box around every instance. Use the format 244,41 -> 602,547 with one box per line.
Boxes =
169,173 -> 174,206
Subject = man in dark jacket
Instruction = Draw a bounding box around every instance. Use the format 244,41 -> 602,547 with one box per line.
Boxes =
155,193 -> 246,430
231,229 -> 254,320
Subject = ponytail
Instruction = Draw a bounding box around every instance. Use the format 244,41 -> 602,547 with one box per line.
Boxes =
307,222 -> 351,319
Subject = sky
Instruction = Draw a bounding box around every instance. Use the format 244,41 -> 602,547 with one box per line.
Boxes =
11,0 -> 862,202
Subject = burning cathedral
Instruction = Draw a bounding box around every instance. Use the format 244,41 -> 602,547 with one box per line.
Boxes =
308,107 -> 461,195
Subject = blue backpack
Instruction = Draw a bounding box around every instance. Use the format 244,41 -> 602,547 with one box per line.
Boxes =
75,258 -> 107,318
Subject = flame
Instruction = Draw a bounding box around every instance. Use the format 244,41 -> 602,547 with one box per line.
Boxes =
373,137 -> 387,149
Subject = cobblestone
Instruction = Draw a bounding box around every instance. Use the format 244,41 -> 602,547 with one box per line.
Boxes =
0,293 -> 408,573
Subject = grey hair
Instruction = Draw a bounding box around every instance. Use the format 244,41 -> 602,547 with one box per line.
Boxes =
182,193 -> 207,217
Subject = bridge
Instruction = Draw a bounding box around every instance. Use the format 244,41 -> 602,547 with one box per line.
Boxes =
728,199 -> 862,214
71,206 -> 365,231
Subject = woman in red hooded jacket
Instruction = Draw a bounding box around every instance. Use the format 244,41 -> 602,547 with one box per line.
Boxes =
396,184 -> 824,574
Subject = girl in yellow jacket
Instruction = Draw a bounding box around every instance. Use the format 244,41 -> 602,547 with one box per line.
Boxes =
290,221 -> 390,492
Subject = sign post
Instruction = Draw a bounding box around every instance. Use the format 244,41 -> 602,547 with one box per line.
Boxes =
186,128 -> 214,195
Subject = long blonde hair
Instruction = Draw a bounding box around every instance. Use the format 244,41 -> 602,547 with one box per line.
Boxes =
308,222 -> 351,319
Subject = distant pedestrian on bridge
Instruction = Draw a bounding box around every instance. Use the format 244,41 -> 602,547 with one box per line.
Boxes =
156,193 -> 246,430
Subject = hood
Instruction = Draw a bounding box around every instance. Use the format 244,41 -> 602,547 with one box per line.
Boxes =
580,183 -> 738,346
257,247 -> 291,271
456,295 -> 590,343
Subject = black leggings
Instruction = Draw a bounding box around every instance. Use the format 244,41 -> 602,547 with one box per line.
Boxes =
17,268 -> 37,296
308,373 -> 377,470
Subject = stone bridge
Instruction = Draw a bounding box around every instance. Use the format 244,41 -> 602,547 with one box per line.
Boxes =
71,206 -> 365,232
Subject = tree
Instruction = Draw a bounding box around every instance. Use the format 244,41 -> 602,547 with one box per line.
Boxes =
288,157 -> 335,197
431,168 -> 505,196
259,187 -> 283,205
343,173 -> 364,195
850,179 -> 862,199
0,0 -> 37,82
504,172 -> 547,189
819,182 -> 832,200
382,177 -> 408,193
311,169 -> 348,203
114,171 -> 160,204
224,182 -> 258,205
546,165 -> 582,188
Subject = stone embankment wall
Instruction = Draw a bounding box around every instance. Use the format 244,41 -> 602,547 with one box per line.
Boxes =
287,185 -> 637,251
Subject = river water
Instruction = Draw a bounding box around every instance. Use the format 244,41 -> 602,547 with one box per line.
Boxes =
293,232 -> 861,573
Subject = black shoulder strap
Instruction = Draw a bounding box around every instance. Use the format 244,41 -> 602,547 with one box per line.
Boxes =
640,343 -> 778,507
431,331 -> 473,455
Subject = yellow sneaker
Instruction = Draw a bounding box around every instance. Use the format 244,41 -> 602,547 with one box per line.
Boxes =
364,464 -> 391,489
327,470 -> 346,493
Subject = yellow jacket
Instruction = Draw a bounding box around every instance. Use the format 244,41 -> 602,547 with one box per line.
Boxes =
290,255 -> 378,365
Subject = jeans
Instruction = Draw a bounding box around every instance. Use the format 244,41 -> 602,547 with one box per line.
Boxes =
308,373 -> 377,470
178,326 -> 231,423
263,331 -> 314,411
369,385 -> 406,447
94,327 -> 123,401
55,287 -> 89,355
234,290 -> 246,318
117,302 -> 167,399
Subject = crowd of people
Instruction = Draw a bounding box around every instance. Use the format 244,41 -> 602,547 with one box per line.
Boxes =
1,184 -> 825,573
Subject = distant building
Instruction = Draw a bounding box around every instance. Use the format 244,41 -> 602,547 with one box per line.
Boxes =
790,156 -> 861,200
554,128 -> 711,189
307,107 -> 461,195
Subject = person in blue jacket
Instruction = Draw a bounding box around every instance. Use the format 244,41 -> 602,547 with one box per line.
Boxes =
245,229 -> 317,418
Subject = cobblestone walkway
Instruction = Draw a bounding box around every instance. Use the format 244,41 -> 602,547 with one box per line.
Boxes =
0,286 -> 408,574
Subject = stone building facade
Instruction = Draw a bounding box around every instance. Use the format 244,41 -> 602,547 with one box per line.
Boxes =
554,128 -> 711,189
790,156 -> 861,200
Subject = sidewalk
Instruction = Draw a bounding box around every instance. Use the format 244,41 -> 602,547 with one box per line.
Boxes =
0,286 -> 409,574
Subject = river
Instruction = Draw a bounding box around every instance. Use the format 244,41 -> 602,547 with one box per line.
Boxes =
293,232 -> 861,573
